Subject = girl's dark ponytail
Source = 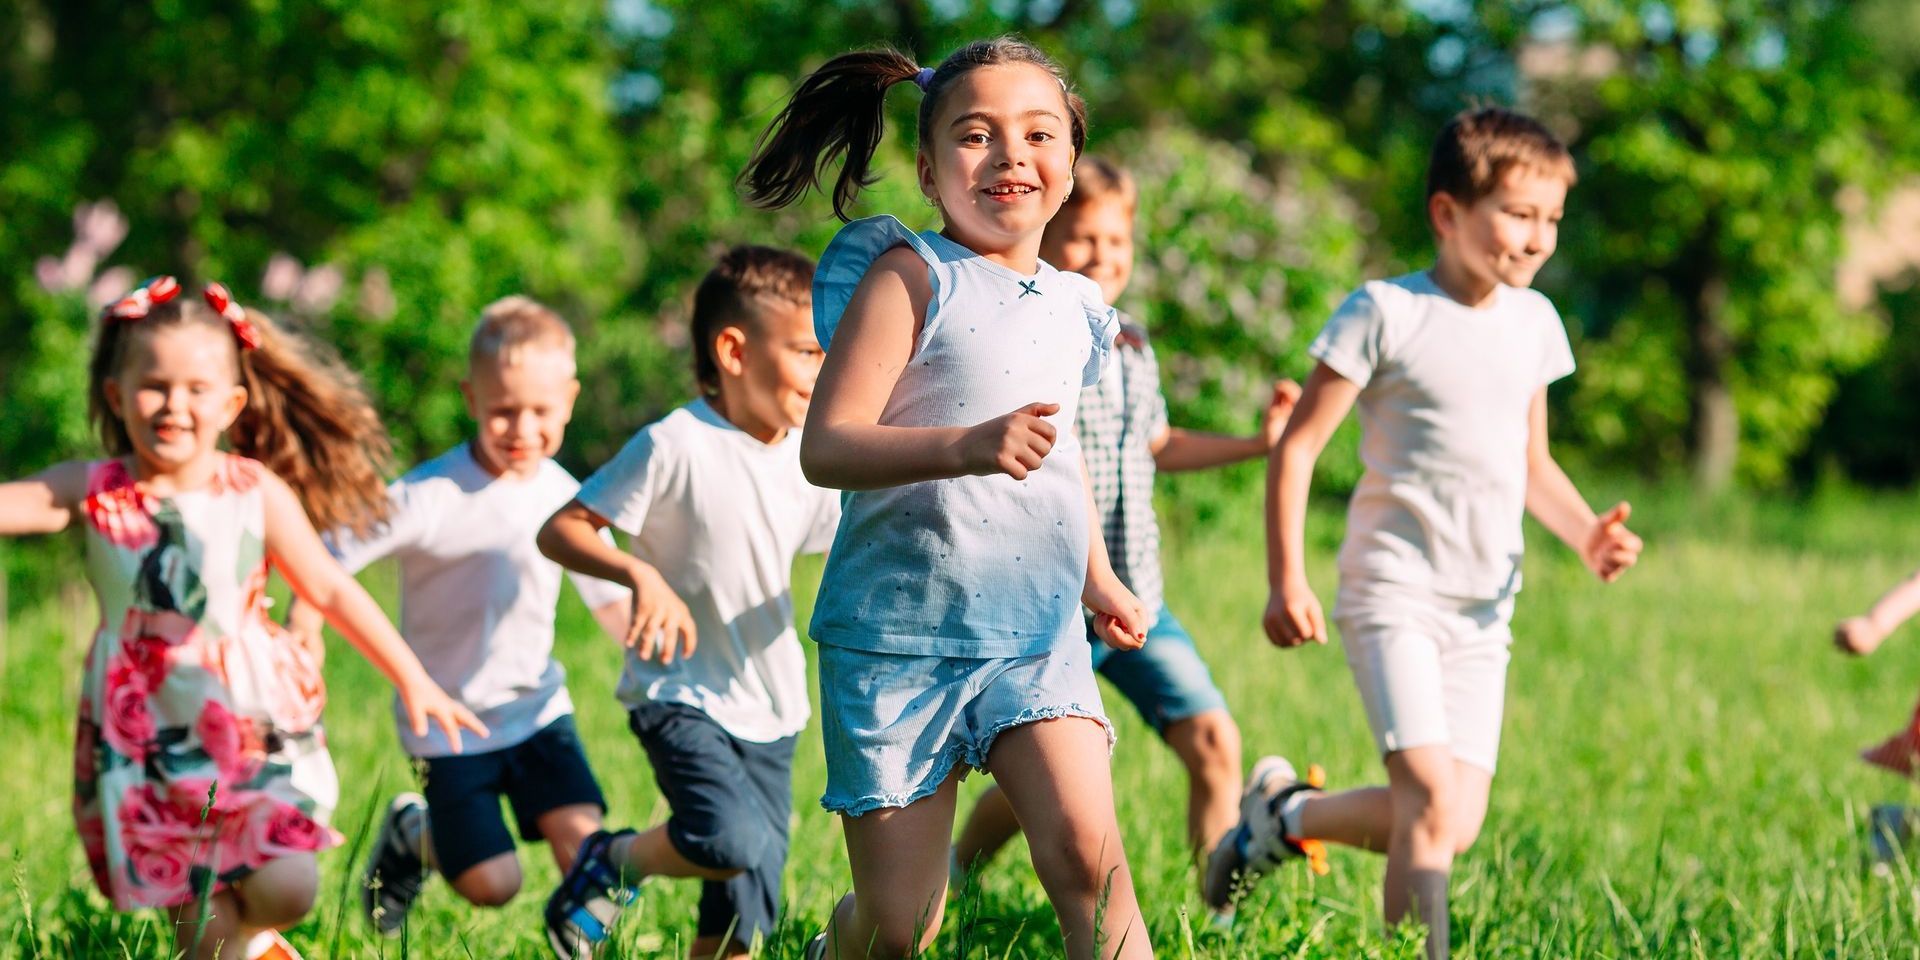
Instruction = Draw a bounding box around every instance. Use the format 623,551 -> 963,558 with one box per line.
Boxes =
741,48 -> 922,221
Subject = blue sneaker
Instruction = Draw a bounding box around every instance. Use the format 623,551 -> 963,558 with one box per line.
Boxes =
362,793 -> 428,938
545,829 -> 640,959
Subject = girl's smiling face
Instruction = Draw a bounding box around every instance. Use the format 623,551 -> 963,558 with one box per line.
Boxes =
104,324 -> 247,476
917,63 -> 1078,266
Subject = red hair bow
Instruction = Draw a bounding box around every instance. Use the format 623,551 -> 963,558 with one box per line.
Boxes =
102,275 -> 260,350
202,282 -> 262,350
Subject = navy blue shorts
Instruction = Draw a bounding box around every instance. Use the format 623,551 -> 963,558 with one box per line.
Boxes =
418,714 -> 606,880
629,702 -> 796,945
1088,606 -> 1230,734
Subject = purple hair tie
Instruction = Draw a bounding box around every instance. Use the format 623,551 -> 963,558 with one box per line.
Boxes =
914,67 -> 935,91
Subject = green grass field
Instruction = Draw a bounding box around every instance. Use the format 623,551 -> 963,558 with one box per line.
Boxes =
6,484 -> 1920,958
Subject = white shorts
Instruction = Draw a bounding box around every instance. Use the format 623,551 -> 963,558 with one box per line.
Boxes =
1334,580 -> 1516,774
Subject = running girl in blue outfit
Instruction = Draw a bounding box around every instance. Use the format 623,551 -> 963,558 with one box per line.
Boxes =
743,36 -> 1155,960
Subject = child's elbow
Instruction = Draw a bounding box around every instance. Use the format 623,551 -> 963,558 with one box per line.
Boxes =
534,511 -> 570,563
799,436 -> 840,489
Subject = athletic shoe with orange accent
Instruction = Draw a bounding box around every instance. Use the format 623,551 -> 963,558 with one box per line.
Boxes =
1202,755 -> 1328,913
243,931 -> 305,960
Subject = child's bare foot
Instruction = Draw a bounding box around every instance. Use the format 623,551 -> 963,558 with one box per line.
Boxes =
1861,728 -> 1920,775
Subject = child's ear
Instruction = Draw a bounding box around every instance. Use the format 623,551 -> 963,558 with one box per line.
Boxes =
1428,192 -> 1459,241
103,379 -> 124,420
916,152 -> 938,206
220,384 -> 249,431
459,378 -> 478,421
715,327 -> 750,379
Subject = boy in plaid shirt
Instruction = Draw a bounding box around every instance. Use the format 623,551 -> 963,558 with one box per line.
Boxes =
951,156 -> 1299,908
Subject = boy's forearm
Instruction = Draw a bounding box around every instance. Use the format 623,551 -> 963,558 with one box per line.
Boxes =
539,509 -> 642,587
1153,428 -> 1266,473
801,423 -> 974,490
1266,439 -> 1317,589
1524,452 -> 1597,550
1867,568 -> 1920,635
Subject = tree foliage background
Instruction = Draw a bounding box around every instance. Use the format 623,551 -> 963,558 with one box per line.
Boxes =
4,0 -> 1918,572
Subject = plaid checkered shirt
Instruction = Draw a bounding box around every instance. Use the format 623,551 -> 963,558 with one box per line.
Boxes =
1076,315 -> 1169,615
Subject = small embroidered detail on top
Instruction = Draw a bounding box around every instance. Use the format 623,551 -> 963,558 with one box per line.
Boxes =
1018,279 -> 1041,299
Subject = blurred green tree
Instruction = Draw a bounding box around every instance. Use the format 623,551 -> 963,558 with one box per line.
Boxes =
1535,0 -> 1920,489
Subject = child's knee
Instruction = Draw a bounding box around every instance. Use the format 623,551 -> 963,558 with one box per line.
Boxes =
450,855 -> 523,907
675,810 -> 771,875
1029,819 -> 1127,897
1450,805 -> 1488,854
1170,711 -> 1242,782
860,898 -> 945,957
234,858 -> 319,927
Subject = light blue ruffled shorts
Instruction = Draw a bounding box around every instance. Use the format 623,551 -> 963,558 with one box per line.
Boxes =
818,639 -> 1113,817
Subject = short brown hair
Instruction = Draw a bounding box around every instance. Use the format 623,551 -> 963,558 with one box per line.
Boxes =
1426,107 -> 1577,207
1061,155 -> 1136,216
691,246 -> 815,395
471,295 -> 576,372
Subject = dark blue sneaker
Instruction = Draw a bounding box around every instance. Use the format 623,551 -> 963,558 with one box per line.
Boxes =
362,793 -> 429,938
545,829 -> 640,959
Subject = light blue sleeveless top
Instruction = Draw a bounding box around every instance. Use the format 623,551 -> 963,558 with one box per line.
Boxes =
809,215 -> 1118,659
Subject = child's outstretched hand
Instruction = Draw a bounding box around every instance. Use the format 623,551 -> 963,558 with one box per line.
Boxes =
1582,502 -> 1642,583
1261,380 -> 1304,449
1084,573 -> 1149,651
964,402 -> 1059,480
1264,579 -> 1327,648
624,562 -> 698,665
398,677 -> 489,753
1836,616 -> 1889,656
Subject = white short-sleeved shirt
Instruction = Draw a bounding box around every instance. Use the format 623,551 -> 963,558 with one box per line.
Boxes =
327,445 -> 630,758
576,399 -> 841,743
1310,271 -> 1576,600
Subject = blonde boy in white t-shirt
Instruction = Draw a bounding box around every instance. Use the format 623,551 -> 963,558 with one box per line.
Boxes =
294,298 -> 629,935
1206,108 -> 1644,960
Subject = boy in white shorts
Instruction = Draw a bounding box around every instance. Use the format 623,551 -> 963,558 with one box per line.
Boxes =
535,246 -> 839,960
293,297 -> 630,934
1206,107 -> 1644,960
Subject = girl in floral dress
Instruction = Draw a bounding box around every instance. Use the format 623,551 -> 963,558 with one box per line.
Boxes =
0,277 -> 484,960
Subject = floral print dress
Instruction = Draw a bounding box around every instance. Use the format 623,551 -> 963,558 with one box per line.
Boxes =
73,456 -> 340,910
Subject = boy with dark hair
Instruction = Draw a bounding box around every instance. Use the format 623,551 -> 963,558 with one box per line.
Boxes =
536,246 -> 839,960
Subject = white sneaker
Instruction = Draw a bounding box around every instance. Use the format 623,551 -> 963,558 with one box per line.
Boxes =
1201,755 -> 1328,910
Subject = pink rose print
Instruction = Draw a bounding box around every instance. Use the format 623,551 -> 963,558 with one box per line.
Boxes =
126,839 -> 192,902
120,609 -> 220,689
83,460 -> 158,550
118,783 -> 197,848
252,800 -> 332,861
266,627 -> 326,733
101,658 -> 155,762
197,700 -> 265,786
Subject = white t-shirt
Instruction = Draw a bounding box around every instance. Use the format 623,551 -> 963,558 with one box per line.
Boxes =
1310,272 -> 1576,600
328,445 -> 629,758
576,399 -> 841,742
